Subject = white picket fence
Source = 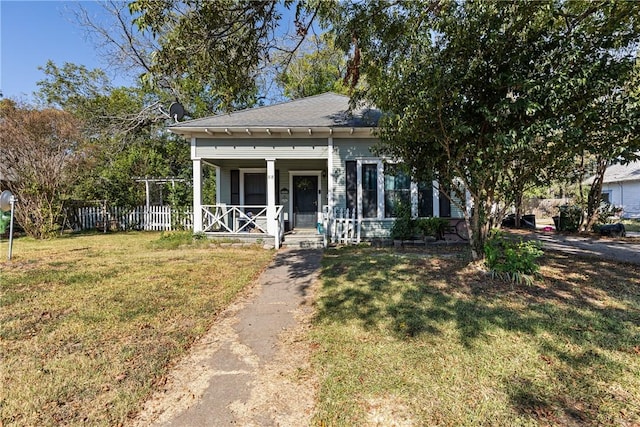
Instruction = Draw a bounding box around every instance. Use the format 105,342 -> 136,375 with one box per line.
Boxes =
324,207 -> 360,245
73,206 -> 193,232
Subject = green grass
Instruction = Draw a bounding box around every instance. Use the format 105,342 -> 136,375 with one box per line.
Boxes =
621,219 -> 640,232
311,246 -> 640,426
0,232 -> 274,426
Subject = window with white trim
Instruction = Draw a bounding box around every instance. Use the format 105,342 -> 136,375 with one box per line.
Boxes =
384,164 -> 411,218
362,163 -> 379,218
345,159 -> 438,219
417,180 -> 434,217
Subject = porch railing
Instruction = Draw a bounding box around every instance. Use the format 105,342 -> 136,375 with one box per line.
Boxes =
201,205 -> 283,248
323,206 -> 360,246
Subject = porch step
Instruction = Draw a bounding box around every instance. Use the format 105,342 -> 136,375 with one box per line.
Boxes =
282,231 -> 325,249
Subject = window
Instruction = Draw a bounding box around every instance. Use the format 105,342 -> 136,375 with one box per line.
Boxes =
346,161 -> 357,214
601,191 -> 611,204
439,185 -> 452,217
362,164 -> 378,218
244,173 -> 266,205
384,164 -> 411,218
230,170 -> 240,205
345,159 -> 445,219
418,181 -> 434,217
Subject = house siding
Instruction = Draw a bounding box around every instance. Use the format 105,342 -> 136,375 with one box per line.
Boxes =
603,181 -> 640,219
331,138 -> 378,209
195,138 -> 329,160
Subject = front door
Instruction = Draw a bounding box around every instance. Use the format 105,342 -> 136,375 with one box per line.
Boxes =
293,175 -> 318,229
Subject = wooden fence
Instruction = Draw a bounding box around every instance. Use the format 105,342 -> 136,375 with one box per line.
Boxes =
326,207 -> 360,245
70,206 -> 193,232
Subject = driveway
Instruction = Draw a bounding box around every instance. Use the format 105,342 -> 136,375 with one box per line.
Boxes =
513,230 -> 640,265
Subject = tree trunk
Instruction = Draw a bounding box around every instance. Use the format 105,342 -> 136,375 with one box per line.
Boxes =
584,157 -> 608,232
466,196 -> 491,261
514,189 -> 523,228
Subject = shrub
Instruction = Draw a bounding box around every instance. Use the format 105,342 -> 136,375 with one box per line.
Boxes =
390,202 -> 416,240
557,204 -> 583,232
0,211 -> 10,234
484,230 -> 543,285
591,202 -> 623,232
417,217 -> 449,240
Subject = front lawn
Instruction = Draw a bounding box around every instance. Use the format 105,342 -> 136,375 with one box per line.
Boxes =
311,245 -> 640,426
0,232 -> 274,426
622,219 -> 640,232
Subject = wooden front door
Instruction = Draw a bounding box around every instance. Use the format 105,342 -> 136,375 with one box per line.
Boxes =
293,175 -> 318,229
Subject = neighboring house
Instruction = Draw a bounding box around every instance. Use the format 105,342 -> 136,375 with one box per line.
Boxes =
601,160 -> 640,219
168,92 -> 464,247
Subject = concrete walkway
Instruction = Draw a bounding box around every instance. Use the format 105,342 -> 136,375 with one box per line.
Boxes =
132,248 -> 323,426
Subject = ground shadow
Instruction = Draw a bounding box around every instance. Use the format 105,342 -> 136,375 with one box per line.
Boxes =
314,245 -> 640,425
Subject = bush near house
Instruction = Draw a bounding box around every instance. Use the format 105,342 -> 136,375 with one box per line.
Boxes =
484,230 -> 544,284
390,202 -> 416,241
555,204 -> 583,232
417,217 -> 449,240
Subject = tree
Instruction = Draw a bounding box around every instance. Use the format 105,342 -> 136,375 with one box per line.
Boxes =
332,0 -> 640,258
35,62 -> 192,209
276,34 -> 349,99
0,100 -> 83,238
580,63 -> 640,231
125,0 -> 332,113
76,0 -> 340,115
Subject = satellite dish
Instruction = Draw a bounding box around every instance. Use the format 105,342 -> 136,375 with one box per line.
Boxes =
169,102 -> 185,121
0,190 -> 13,212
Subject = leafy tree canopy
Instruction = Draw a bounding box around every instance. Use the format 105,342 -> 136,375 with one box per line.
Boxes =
35,60 -> 191,210
276,33 -> 349,99
127,0 -> 334,114
331,0 -> 640,256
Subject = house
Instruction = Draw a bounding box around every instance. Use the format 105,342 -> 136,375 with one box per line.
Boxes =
168,93 -> 464,247
601,160 -> 640,219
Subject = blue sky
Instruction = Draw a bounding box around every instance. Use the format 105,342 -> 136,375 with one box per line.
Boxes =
1,0 -> 134,101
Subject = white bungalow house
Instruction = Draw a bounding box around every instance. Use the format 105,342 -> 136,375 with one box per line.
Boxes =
168,92 -> 464,247
601,160 -> 640,219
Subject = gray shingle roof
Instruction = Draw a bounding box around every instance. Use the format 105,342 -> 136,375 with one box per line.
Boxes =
603,160 -> 640,183
169,92 -> 380,129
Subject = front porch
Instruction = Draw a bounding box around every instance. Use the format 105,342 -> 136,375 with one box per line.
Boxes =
193,155 -> 330,249
199,204 -> 326,248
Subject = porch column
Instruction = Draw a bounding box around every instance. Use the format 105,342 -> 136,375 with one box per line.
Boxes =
411,182 -> 418,218
193,158 -> 203,232
266,158 -> 277,237
215,166 -> 221,204
327,137 -> 334,213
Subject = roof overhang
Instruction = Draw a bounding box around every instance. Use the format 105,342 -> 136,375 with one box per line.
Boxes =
169,126 -> 377,139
